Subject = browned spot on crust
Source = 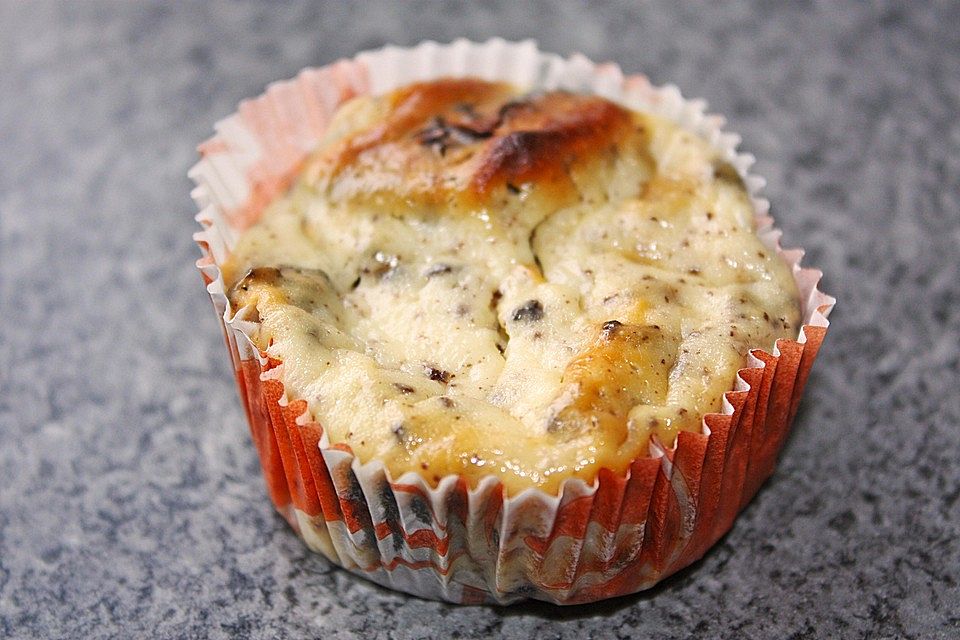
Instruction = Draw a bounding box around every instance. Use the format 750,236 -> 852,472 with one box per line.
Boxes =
227,266 -> 291,309
330,78 -> 513,171
469,92 -> 633,200
549,323 -> 679,440
308,78 -> 637,211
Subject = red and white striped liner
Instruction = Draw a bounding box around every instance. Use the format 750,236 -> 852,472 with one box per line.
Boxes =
190,39 -> 834,605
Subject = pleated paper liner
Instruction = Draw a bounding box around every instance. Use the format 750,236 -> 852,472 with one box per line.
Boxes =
191,39 -> 834,605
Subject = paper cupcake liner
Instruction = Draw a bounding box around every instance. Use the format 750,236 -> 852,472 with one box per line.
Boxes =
190,39 -> 834,605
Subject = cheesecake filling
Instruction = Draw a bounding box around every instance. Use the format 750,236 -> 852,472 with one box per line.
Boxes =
224,79 -> 801,494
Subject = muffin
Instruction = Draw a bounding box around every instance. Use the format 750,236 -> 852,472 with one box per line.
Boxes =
192,39 -> 833,604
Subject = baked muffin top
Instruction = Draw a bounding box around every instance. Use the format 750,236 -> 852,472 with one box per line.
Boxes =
224,78 -> 801,495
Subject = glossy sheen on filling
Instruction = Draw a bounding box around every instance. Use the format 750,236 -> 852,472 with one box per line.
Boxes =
223,78 -> 801,495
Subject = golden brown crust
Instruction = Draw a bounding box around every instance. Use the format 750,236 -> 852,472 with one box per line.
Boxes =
549,321 -> 679,441
309,78 -> 636,210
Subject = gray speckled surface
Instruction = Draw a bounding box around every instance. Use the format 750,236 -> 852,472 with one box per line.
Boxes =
1,1 -> 958,638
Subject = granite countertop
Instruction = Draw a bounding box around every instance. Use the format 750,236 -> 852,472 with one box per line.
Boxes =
2,1 -> 958,638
